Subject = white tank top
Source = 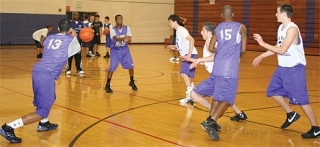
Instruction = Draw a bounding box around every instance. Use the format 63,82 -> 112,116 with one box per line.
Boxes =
277,22 -> 306,67
203,41 -> 214,73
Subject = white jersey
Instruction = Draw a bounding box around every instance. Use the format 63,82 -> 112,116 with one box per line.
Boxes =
203,42 -> 214,73
277,22 -> 306,67
175,26 -> 198,55
32,28 -> 49,41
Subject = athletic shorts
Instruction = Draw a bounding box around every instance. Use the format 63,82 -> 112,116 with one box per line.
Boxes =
34,40 -> 42,48
32,71 -> 56,118
180,54 -> 198,78
267,64 -> 309,105
109,47 -> 134,72
82,41 -> 91,47
193,75 -> 238,105
105,36 -> 111,48
93,35 -> 101,44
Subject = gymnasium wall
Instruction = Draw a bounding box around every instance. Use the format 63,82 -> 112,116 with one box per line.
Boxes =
168,0 -> 319,55
0,0 -> 174,45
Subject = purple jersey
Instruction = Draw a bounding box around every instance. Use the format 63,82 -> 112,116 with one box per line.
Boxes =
104,23 -> 111,47
110,25 -> 128,49
212,22 -> 242,78
71,20 -> 84,39
33,33 -> 80,79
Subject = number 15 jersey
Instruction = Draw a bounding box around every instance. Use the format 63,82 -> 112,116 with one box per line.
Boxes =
212,22 -> 242,78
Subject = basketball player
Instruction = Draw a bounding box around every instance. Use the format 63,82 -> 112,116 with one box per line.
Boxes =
166,14 -> 198,104
189,5 -> 247,140
87,15 -> 96,57
188,22 -> 247,122
104,14 -> 137,93
92,14 -> 103,56
169,16 -> 187,62
32,25 -> 52,58
103,16 -> 112,58
252,4 -> 320,138
66,12 -> 85,75
0,19 -> 81,143
83,14 -> 93,57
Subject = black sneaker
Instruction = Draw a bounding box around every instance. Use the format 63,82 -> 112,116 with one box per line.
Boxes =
200,117 -> 221,131
95,52 -> 101,56
0,124 -> 22,143
301,126 -> 320,138
104,53 -> 110,58
230,111 -> 247,121
105,83 -> 113,93
37,121 -> 58,132
129,81 -> 138,91
281,111 -> 300,129
207,126 -> 220,141
36,53 -> 42,58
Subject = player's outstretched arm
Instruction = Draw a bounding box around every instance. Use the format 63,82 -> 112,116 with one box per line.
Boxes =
253,27 -> 297,55
166,45 -> 177,50
252,50 -> 274,67
189,54 -> 214,69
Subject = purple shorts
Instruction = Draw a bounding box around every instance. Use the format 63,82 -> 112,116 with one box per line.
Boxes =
32,72 -> 56,118
109,47 -> 134,72
267,64 -> 309,105
105,36 -> 111,48
193,75 -> 238,105
180,54 -> 198,78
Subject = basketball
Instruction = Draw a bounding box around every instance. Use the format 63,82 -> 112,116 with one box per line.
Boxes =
103,29 -> 110,35
79,28 -> 94,42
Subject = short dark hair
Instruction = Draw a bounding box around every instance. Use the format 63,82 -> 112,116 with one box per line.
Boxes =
105,16 -> 109,20
84,14 -> 89,19
59,19 -> 71,32
203,22 -> 216,33
115,14 -> 122,20
279,4 -> 293,18
46,25 -> 52,29
95,14 -> 100,18
168,14 -> 182,26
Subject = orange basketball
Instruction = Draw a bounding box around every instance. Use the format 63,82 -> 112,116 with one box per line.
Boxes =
80,28 -> 94,42
103,29 -> 110,35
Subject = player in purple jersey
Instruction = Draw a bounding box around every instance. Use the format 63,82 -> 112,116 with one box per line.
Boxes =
104,14 -> 137,93
103,16 -> 112,58
0,19 -> 81,143
189,5 -> 247,141
66,12 -> 85,76
252,4 -> 320,138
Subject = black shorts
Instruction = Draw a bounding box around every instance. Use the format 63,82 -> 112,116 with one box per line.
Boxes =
93,35 -> 101,44
82,41 -> 91,47
34,40 -> 42,48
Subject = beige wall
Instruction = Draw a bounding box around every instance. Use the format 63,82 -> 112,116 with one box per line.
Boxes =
66,0 -> 174,43
0,0 -> 174,43
0,0 -> 66,15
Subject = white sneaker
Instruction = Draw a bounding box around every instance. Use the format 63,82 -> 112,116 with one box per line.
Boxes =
77,70 -> 85,75
169,57 -> 179,61
179,97 -> 195,104
66,70 -> 71,75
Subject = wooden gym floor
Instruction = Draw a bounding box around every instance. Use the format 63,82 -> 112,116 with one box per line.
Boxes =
0,44 -> 319,146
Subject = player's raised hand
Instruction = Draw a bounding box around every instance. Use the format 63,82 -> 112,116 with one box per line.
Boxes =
253,34 -> 264,46
252,56 -> 263,67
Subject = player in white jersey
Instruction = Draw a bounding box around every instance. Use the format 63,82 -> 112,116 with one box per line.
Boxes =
188,22 -> 247,122
252,4 -> 319,138
166,14 -> 198,105
32,25 -> 52,58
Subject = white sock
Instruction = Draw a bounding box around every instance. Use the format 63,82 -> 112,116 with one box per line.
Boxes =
7,118 -> 24,129
40,118 -> 48,123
